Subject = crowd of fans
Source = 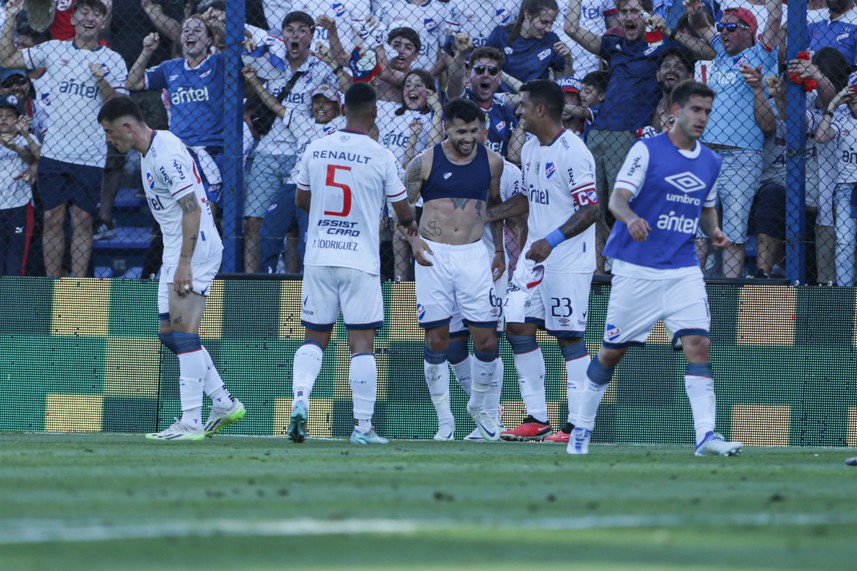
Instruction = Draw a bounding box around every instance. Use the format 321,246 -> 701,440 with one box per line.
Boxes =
0,0 -> 853,284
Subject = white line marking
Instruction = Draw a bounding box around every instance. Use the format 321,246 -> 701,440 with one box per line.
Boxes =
0,513 -> 854,545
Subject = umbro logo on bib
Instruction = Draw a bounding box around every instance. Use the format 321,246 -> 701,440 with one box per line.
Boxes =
443,172 -> 452,179
665,172 -> 705,193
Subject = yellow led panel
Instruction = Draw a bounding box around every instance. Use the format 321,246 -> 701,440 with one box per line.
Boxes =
274,397 -> 333,438
731,404 -> 790,446
45,394 -> 103,432
736,286 -> 795,346
50,278 -> 110,337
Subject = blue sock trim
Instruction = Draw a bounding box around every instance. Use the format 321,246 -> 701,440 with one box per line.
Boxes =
561,341 -> 588,361
587,358 -> 614,386
424,347 -> 448,364
158,332 -> 177,354
301,340 -> 324,351
351,352 -> 374,358
158,312 -> 170,322
172,331 -> 202,354
686,362 -> 713,378
507,335 -> 538,354
473,348 -> 497,363
447,338 -> 469,364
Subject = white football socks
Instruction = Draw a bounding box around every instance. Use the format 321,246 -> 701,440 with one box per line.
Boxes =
292,343 -> 324,408
514,347 -> 547,423
177,350 -> 206,427
685,374 -> 716,444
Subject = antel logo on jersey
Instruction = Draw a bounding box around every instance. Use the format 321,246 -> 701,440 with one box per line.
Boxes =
146,172 -> 155,189
665,172 -> 706,194
545,162 -> 556,179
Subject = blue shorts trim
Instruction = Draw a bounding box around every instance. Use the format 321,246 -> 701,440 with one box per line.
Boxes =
345,321 -> 384,330
603,340 -> 645,349
158,312 -> 170,321
462,320 -> 499,329
547,329 -> 586,339
301,320 -> 335,331
419,317 -> 451,329
524,317 -> 546,328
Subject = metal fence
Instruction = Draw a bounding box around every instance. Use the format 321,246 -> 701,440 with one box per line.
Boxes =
0,0 -> 845,284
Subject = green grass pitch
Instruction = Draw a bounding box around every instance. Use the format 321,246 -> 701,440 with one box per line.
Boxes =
0,433 -> 855,570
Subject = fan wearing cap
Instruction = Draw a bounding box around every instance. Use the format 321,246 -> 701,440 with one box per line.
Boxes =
557,76 -> 583,134
1,0 -> 128,278
0,92 -> 40,276
243,64 -> 345,273
694,0 -> 780,278
557,71 -> 607,143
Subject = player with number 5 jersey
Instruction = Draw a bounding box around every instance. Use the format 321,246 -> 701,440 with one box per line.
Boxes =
487,80 -> 600,444
289,83 -> 420,446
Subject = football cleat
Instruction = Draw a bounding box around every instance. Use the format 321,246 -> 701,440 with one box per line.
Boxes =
204,399 -> 246,436
544,422 -> 573,443
694,432 -> 743,457
500,415 -> 551,441
350,428 -> 389,445
146,419 -> 206,441
433,420 -> 455,441
845,457 -> 857,466
566,427 -> 592,455
287,402 -> 308,443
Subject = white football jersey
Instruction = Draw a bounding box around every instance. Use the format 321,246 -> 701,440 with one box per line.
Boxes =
481,159 -> 522,254
297,129 -> 407,274
280,0 -> 373,52
0,134 -> 31,210
141,130 -> 222,267
520,129 -> 597,272
376,0 -> 458,72
23,40 -> 128,167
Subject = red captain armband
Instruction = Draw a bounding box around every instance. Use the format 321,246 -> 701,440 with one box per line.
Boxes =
570,183 -> 599,207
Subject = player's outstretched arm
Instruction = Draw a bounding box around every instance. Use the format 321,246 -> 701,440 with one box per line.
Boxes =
609,187 -> 650,242
486,193 -> 528,222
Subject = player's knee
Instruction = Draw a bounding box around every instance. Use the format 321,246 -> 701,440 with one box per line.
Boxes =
447,337 -> 469,364
507,334 -> 538,355
423,347 -> 448,364
471,334 -> 498,357
681,335 -> 710,361
424,331 -> 449,353
158,332 -> 177,354
172,331 -> 202,354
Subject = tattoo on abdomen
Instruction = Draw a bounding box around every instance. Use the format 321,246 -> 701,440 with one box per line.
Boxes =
450,198 -> 471,210
425,220 -> 442,237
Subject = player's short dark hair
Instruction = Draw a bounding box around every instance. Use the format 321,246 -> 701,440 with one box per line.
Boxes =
344,82 -> 377,116
74,0 -> 108,16
282,11 -> 315,31
520,79 -> 564,122
658,47 -> 695,75
581,71 -> 609,94
387,27 -> 421,52
97,95 -> 145,124
467,46 -> 504,66
670,80 -> 716,108
443,98 -> 485,125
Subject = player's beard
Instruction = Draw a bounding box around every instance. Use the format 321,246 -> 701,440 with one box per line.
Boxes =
450,138 -> 475,157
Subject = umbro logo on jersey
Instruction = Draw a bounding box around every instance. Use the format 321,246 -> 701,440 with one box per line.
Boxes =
169,75 -> 179,81
200,70 -> 211,79
443,172 -> 452,180
14,226 -> 23,234
537,49 -> 551,61
665,172 -> 706,194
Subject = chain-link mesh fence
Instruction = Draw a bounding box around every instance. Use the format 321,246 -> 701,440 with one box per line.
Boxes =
0,0 -> 842,284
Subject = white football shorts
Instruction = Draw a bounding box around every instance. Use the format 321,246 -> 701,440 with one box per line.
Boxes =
301,265 -> 384,330
158,253 -> 221,315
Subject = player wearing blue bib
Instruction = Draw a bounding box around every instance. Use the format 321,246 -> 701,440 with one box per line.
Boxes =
571,81 -> 743,457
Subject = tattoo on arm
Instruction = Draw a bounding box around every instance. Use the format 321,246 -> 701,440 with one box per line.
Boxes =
559,204 -> 601,238
177,193 -> 199,214
474,201 -> 482,217
405,156 -> 423,204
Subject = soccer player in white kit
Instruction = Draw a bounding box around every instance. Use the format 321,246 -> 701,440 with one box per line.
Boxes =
287,83 -> 420,445
98,96 -> 245,441
488,79 -> 601,444
571,81 -> 743,456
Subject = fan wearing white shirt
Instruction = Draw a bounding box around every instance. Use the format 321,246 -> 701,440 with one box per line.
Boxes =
1,0 -> 128,278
